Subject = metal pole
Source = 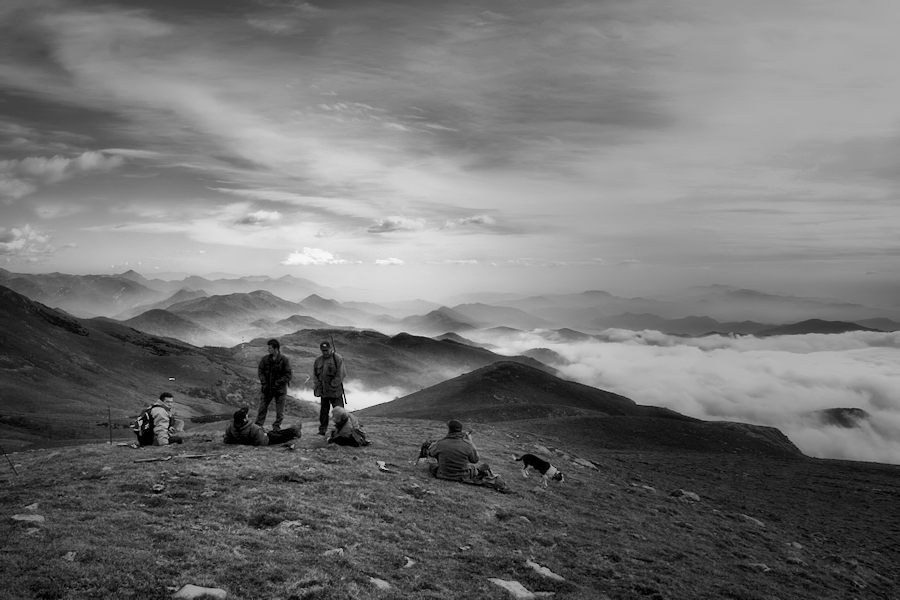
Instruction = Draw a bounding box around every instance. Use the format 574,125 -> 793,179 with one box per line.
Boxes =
0,443 -> 17,476
108,406 -> 113,445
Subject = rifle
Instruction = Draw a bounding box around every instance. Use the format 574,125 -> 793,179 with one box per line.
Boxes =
331,334 -> 348,408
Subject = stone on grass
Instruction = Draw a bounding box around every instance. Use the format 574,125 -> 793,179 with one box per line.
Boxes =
172,584 -> 227,599
323,548 -> 344,557
787,541 -> 803,549
489,579 -> 538,599
526,559 -> 565,581
572,458 -> 598,470
369,577 -> 391,590
745,563 -> 771,572
25,503 -> 39,511
403,556 -> 415,568
786,556 -> 808,566
12,514 -> 45,524
63,552 -> 76,562
669,489 -> 700,502
739,514 -> 765,527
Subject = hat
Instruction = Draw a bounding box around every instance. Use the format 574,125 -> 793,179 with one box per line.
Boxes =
320,341 -> 332,349
233,406 -> 250,424
447,419 -> 463,433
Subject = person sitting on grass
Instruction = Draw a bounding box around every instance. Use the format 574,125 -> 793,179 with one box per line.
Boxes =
224,407 -> 299,446
326,406 -> 369,447
426,420 -> 512,494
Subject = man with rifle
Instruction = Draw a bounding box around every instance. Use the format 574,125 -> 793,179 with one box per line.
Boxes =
312,339 -> 346,436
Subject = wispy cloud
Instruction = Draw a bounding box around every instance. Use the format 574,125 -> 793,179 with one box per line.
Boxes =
0,151 -> 124,200
367,217 -> 426,234
0,223 -> 57,258
375,257 -> 404,266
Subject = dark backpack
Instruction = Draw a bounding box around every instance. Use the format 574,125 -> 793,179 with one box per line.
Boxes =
132,405 -> 159,446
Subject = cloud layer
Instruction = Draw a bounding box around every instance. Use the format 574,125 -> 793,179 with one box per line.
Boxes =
469,329 -> 900,465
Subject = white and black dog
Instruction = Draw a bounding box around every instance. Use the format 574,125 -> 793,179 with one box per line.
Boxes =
515,453 -> 564,487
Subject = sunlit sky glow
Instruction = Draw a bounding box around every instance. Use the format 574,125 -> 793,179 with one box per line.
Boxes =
2,0 -> 900,302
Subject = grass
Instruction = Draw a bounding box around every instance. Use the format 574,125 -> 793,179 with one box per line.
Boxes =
1,417 -> 898,600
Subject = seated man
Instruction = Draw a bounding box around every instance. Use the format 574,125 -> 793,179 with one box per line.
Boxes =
426,420 -> 512,493
327,407 -> 370,447
224,407 -> 299,446
134,392 -> 184,446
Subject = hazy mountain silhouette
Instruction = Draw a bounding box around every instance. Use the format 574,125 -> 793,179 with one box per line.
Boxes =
0,269 -> 166,318
854,317 -> 900,332
448,302 -> 551,330
757,319 -> 882,336
594,313 -> 769,336
114,288 -> 209,320
396,307 -> 477,335
433,332 -> 496,349
122,309 -> 222,347
809,407 -> 872,428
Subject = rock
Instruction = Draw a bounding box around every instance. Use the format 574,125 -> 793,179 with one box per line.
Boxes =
786,556 -> 808,566
640,485 -> 656,493
323,548 -> 344,557
12,514 -> 45,524
489,579 -> 537,599
787,541 -> 803,549
403,556 -> 415,568
740,514 -> 765,528
669,489 -> 700,502
62,552 -> 76,562
24,503 -> 39,511
526,559 -> 565,581
172,584 -> 227,599
745,563 -> 771,572
572,458 -> 598,470
533,445 -> 551,456
369,577 -> 391,590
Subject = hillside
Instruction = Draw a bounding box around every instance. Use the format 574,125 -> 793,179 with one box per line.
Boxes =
0,285 -> 261,448
359,361 -> 689,422
0,418 -> 895,599
122,309 -> 222,347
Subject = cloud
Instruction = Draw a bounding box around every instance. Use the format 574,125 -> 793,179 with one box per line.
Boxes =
375,257 -> 404,266
427,259 -> 478,265
0,224 -> 57,257
0,151 -> 125,199
441,215 -> 497,229
367,217 -> 426,234
292,382 -> 408,411
235,210 -> 282,226
470,328 -> 900,465
280,247 -> 354,266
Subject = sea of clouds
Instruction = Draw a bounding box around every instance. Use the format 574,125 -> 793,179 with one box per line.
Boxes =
473,329 -> 900,465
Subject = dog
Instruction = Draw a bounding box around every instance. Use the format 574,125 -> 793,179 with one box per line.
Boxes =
515,453 -> 564,487
413,440 -> 434,466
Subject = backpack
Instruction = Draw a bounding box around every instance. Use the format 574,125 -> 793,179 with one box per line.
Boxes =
132,405 -> 159,446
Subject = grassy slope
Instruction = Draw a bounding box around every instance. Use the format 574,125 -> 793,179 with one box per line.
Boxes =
2,418 -> 897,600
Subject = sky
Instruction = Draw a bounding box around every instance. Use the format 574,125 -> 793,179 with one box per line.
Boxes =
2,0 -> 900,302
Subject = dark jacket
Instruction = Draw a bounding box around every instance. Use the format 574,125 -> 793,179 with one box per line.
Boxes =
427,432 -> 479,480
258,353 -> 292,397
329,412 -> 368,446
312,352 -> 346,398
223,420 -> 270,446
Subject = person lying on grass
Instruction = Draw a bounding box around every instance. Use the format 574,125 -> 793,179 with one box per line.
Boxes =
326,406 -> 370,447
223,406 -> 299,446
426,420 -> 512,494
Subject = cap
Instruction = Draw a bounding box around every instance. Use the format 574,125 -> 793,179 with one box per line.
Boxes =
320,341 -> 332,349
448,419 -> 463,432
233,406 -> 250,424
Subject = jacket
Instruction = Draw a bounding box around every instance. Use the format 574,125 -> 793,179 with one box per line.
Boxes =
427,432 -> 479,480
312,351 -> 346,398
330,412 -> 368,445
258,353 -> 292,397
150,404 -> 174,446
223,420 -> 269,446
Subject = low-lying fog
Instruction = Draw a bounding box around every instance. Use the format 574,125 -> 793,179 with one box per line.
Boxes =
309,329 -> 900,465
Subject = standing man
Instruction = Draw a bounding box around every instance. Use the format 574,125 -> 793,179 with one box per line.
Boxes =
256,338 -> 292,432
312,339 -> 346,436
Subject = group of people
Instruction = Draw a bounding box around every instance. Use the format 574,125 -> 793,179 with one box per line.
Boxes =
136,337 -> 511,493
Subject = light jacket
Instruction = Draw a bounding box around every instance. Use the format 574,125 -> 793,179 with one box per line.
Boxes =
150,405 -> 174,446
428,432 -> 479,480
312,351 -> 346,398
258,353 -> 292,397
